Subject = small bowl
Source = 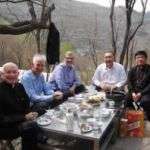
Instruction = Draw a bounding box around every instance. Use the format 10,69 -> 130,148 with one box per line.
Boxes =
108,101 -> 115,107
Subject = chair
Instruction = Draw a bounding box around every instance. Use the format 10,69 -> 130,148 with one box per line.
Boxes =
0,137 -> 21,150
0,140 -> 15,150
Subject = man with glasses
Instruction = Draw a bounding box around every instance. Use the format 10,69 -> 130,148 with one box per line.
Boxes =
127,51 -> 150,120
92,51 -> 127,92
49,51 -> 85,97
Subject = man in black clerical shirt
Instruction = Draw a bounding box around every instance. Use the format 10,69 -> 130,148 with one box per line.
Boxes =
127,51 -> 150,120
0,62 -> 46,150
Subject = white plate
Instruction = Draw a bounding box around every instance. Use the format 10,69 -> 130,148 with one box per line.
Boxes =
60,103 -> 79,112
87,118 -> 96,123
81,125 -> 93,133
75,97 -> 84,103
79,113 -> 93,119
37,118 -> 52,126
68,97 -> 75,102
45,110 -> 55,118
68,97 -> 82,103
101,111 -> 110,118
75,94 -> 84,98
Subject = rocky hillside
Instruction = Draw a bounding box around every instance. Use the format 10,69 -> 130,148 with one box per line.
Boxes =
0,0 -> 150,52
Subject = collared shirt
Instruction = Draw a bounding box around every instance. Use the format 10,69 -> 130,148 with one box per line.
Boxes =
21,70 -> 54,103
49,63 -> 81,92
92,62 -> 127,88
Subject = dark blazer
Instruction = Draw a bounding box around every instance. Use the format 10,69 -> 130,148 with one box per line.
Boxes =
128,64 -> 150,95
0,81 -> 30,127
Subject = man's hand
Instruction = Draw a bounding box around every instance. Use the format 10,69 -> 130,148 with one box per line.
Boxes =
69,85 -> 76,95
110,85 -> 117,92
101,84 -> 116,92
25,112 -> 38,121
101,84 -> 110,91
53,91 -> 63,101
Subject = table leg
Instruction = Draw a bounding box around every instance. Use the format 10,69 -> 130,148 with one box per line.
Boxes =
93,140 -> 99,150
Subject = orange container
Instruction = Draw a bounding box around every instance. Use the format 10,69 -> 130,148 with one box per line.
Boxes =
125,110 -> 144,137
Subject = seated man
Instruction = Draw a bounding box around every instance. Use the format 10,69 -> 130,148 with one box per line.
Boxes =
92,51 -> 127,91
127,51 -> 150,119
49,51 -> 85,97
0,70 -> 3,82
0,62 -> 46,150
21,54 -> 63,114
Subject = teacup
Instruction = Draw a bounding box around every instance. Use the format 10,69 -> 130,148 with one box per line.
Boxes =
108,101 -> 115,107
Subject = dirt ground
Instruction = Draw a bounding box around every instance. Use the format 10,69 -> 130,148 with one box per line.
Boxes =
108,121 -> 150,150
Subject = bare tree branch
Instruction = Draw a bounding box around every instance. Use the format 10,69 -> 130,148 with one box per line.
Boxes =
0,0 -> 28,3
120,0 -> 147,65
41,0 -> 47,20
88,39 -> 98,69
0,1 -> 55,35
0,21 -> 49,34
110,0 -> 147,68
129,0 -> 147,41
26,0 -> 54,52
6,2 -> 20,21
0,0 -> 46,6
109,0 -> 117,55
27,1 -> 37,21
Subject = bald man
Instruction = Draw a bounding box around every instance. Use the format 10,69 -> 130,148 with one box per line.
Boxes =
0,62 -> 47,150
49,51 -> 85,97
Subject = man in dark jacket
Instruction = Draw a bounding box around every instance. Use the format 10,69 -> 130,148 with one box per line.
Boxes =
127,51 -> 150,119
0,62 -> 45,150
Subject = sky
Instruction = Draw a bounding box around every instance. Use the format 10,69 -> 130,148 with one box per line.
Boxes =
75,0 -> 150,12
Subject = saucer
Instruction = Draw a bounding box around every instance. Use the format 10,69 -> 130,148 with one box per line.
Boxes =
37,117 -> 52,126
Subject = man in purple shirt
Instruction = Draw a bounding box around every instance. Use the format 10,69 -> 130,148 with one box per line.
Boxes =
49,51 -> 85,97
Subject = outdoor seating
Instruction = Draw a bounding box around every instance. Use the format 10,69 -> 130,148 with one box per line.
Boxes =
0,139 -> 15,150
0,137 -> 21,150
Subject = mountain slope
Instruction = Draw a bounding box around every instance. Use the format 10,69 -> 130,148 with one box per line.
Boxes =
0,0 -> 150,51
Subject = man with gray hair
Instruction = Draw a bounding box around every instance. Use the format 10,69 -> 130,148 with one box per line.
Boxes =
21,54 -> 63,115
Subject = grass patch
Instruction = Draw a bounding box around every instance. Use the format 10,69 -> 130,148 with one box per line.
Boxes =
0,16 -> 9,25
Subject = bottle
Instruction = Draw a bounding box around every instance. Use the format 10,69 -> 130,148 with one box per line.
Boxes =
120,118 -> 128,137
66,110 -> 74,131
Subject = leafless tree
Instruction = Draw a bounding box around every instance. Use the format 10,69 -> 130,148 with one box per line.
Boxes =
87,12 -> 99,69
59,19 -> 69,41
128,39 -> 136,69
0,40 -> 6,65
12,43 -> 24,67
110,0 -> 117,56
110,0 -> 148,68
0,0 -> 55,52
88,38 -> 98,69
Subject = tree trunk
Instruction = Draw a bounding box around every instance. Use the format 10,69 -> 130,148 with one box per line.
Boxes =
35,29 -> 41,53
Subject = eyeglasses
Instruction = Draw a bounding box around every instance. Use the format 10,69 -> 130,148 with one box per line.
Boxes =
65,57 -> 74,60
